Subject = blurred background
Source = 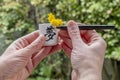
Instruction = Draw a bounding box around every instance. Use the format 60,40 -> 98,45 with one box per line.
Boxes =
0,0 -> 120,80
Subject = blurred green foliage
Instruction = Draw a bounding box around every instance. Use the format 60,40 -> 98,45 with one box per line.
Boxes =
0,0 -> 120,80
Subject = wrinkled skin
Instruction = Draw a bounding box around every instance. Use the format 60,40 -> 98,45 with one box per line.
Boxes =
0,20 -> 107,80
0,31 -> 61,80
59,20 -> 107,80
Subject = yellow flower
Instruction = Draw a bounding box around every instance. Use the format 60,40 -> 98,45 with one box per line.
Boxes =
47,13 -> 63,27
48,13 -> 55,22
50,19 -> 63,27
50,19 -> 58,27
57,19 -> 63,26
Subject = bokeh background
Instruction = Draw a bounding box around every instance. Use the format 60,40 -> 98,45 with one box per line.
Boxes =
0,0 -> 120,80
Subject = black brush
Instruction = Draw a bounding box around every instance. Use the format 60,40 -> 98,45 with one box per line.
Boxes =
56,25 -> 115,30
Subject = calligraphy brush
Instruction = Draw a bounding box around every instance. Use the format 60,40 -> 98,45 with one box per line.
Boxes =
56,25 -> 115,30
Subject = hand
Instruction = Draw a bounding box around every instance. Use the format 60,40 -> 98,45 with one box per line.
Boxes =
0,30 -> 61,80
59,21 -> 107,80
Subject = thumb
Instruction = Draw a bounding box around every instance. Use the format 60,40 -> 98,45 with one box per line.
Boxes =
20,35 -> 46,56
67,20 -> 85,47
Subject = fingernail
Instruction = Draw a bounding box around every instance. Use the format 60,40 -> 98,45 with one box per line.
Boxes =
67,20 -> 79,35
68,21 -> 77,30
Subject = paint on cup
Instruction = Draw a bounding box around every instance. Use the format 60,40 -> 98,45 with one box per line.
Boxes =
39,23 -> 58,46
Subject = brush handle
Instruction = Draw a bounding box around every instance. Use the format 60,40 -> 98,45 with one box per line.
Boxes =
56,25 -> 115,30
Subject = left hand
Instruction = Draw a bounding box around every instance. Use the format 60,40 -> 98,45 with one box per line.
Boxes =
0,30 -> 61,80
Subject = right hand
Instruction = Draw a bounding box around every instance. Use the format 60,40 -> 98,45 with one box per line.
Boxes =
59,20 -> 107,80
